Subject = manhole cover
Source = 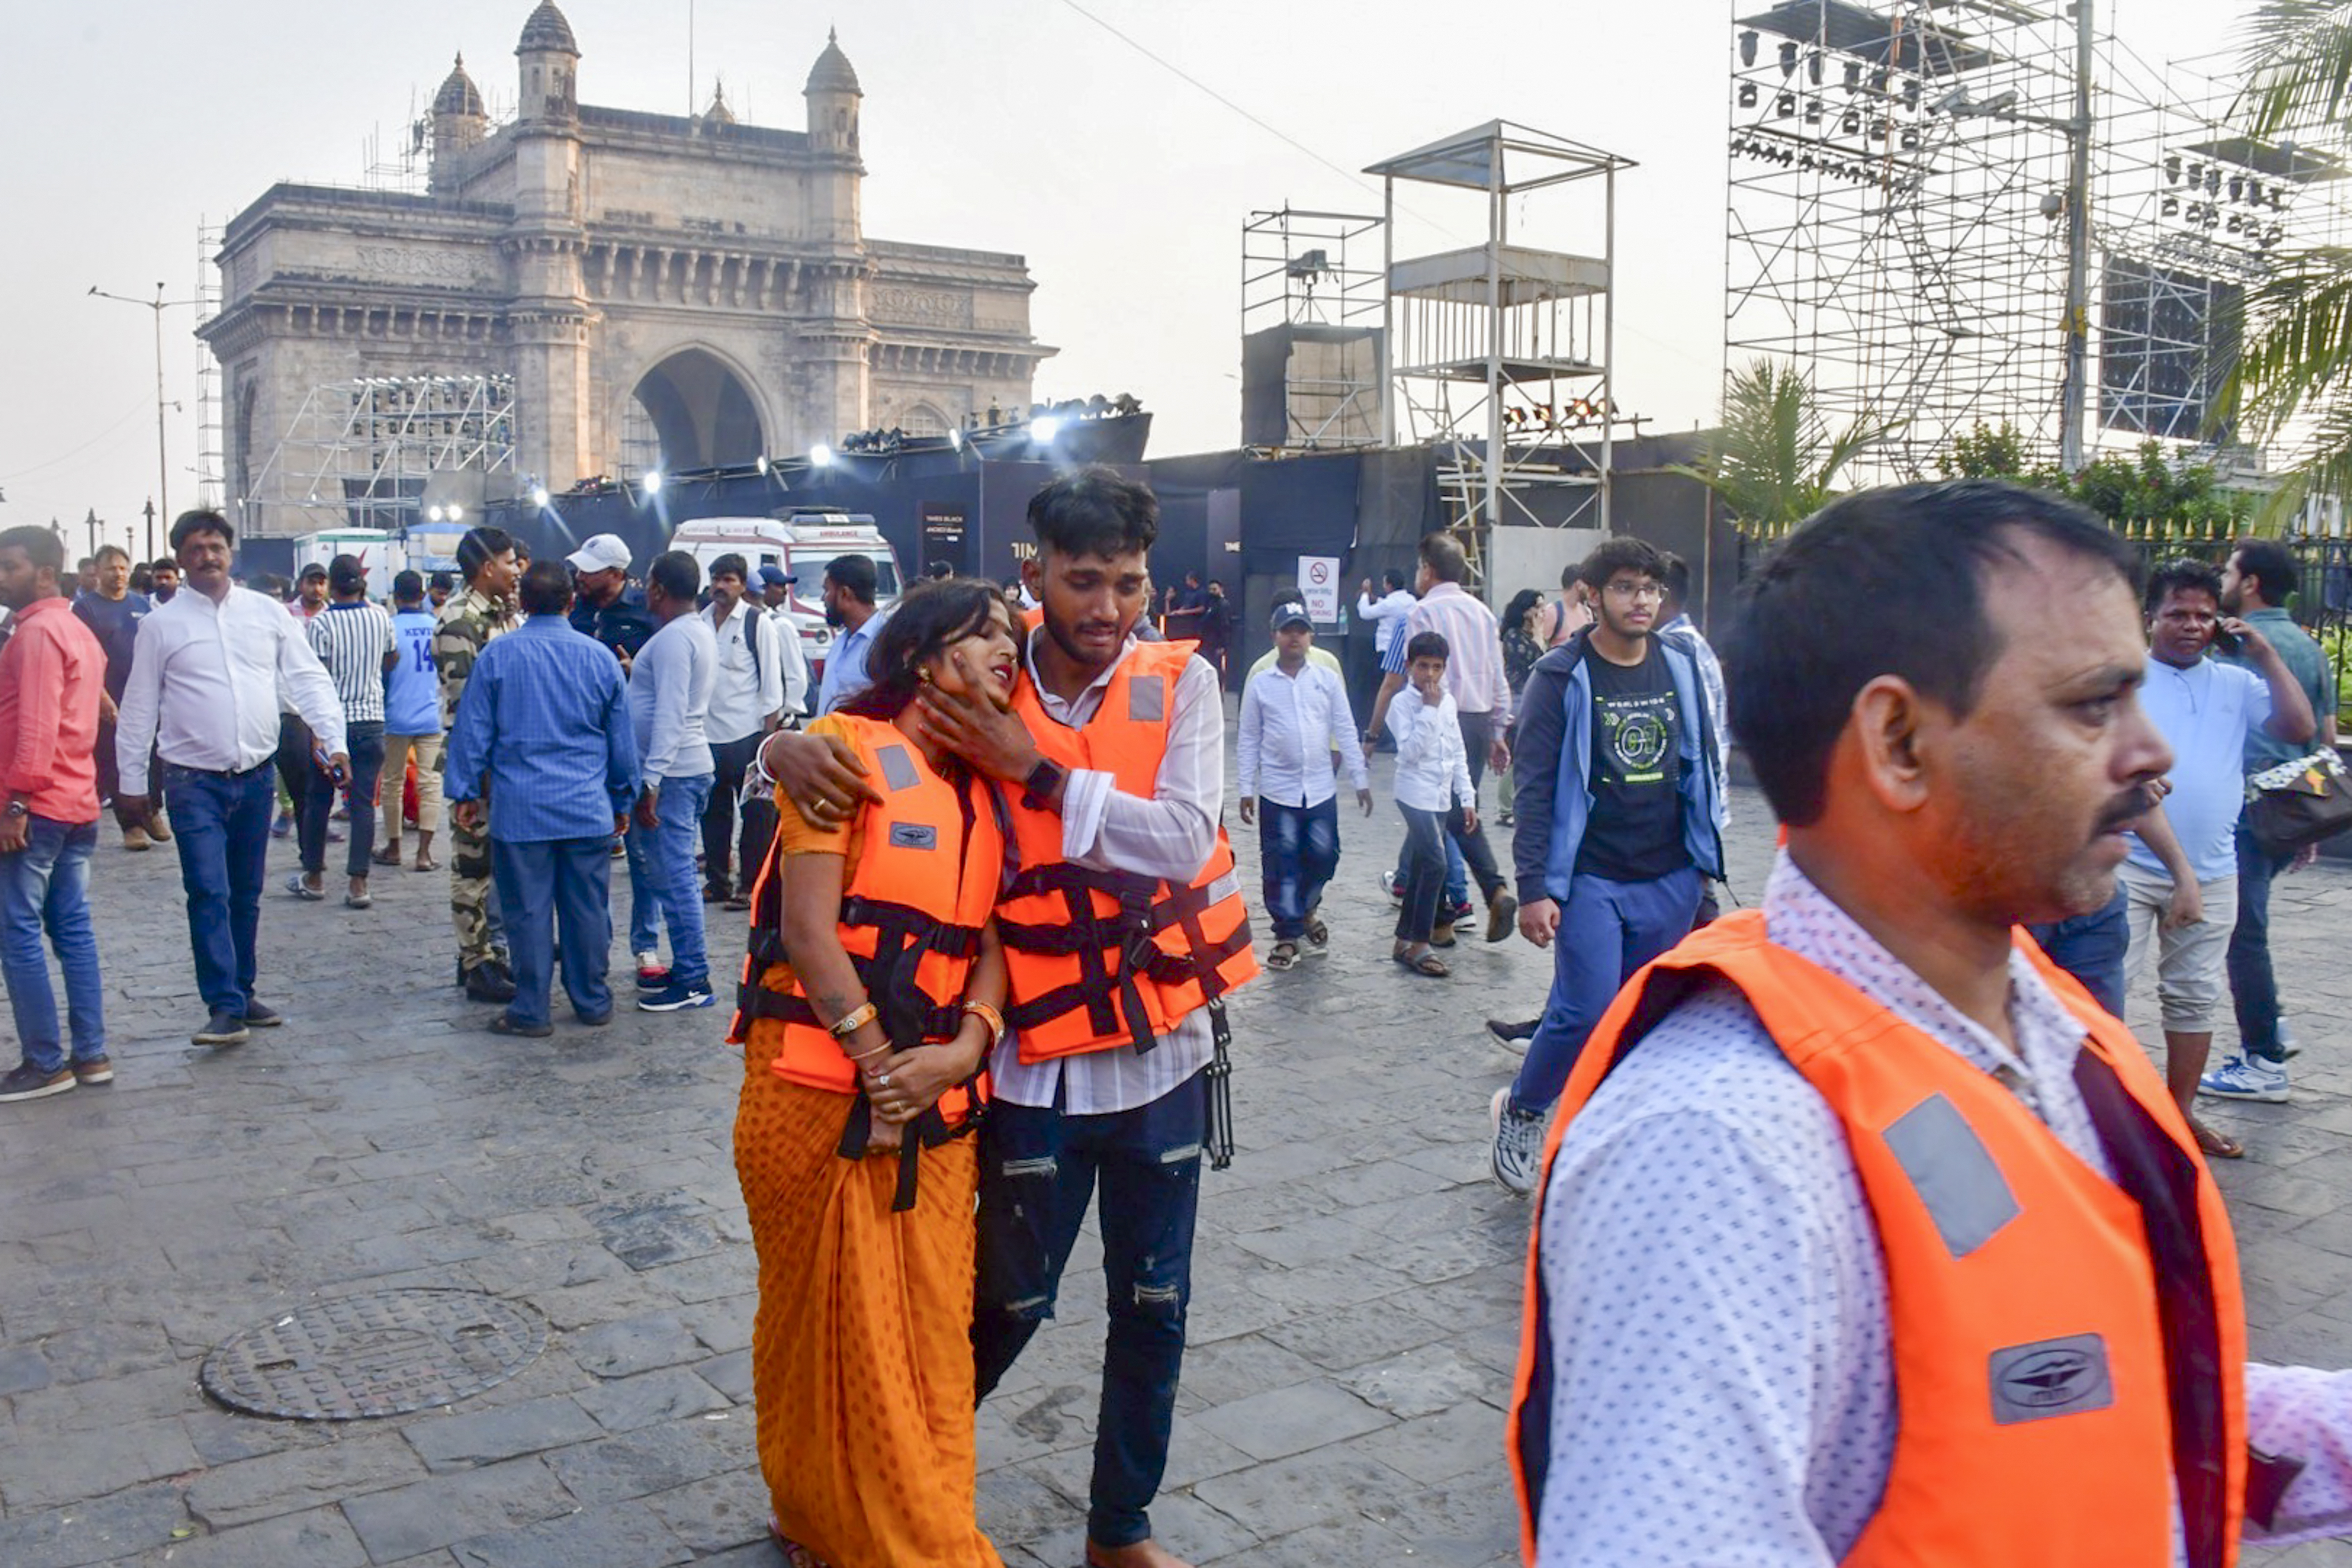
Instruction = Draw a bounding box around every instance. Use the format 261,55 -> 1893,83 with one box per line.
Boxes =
201,1289 -> 546,1420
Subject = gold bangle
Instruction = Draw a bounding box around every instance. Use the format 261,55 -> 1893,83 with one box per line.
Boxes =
844,1038 -> 891,1064
827,1001 -> 879,1039
961,1001 -> 1005,1041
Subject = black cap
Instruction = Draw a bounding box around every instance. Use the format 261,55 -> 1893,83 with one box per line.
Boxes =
327,555 -> 367,595
393,569 -> 425,600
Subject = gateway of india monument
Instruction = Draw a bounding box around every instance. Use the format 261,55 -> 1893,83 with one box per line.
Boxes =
203,1 -> 1053,537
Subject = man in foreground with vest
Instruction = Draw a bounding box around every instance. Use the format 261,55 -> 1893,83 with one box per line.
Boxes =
1511,481 -> 2352,1566
764,469 -> 1256,1568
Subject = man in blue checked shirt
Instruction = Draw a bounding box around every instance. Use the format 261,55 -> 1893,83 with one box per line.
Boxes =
445,560 -> 641,1039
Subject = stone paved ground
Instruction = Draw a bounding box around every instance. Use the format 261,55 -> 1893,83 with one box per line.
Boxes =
4,755 -> 2352,1566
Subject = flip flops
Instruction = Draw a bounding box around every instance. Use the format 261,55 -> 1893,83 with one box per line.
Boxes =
285,874 -> 325,901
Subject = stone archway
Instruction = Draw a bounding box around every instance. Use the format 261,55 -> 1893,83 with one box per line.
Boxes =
622,347 -> 766,474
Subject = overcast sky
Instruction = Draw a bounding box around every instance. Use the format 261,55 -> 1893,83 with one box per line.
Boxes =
0,0 -> 2257,545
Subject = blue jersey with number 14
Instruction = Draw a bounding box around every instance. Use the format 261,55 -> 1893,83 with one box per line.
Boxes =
387,609 -> 443,735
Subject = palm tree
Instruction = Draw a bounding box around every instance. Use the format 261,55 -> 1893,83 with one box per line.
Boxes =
1674,359 -> 1900,536
2218,2 -> 2352,525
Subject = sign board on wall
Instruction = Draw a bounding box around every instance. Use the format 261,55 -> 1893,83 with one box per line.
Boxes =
1297,555 -> 1341,623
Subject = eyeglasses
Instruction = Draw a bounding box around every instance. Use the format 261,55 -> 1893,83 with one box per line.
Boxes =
1603,580 -> 1665,601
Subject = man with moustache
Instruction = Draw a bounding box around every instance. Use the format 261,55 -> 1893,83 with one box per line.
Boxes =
2118,559 -> 2313,1158
1510,481 -> 2352,1566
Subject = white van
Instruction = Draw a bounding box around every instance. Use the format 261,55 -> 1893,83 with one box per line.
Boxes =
294,529 -> 408,593
667,511 -> 902,674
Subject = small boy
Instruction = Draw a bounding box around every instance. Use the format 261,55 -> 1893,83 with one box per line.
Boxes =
1238,603 -> 1371,970
1388,631 -> 1512,978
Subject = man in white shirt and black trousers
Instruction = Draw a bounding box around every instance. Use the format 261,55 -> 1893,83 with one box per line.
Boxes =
114,510 -> 349,1048
696,553 -> 795,910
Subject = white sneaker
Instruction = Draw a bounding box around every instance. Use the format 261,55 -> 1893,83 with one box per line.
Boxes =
2199,1053 -> 2289,1104
634,950 -> 664,980
1489,1087 -> 1547,1197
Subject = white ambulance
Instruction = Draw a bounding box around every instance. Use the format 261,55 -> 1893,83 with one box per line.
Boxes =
667,511 -> 902,675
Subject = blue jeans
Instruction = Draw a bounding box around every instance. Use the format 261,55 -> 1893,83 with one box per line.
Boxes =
0,815 -> 105,1073
492,836 -> 615,1027
1510,866 -> 1703,1113
2027,883 -> 2129,1019
1258,796 -> 1341,941
2228,823 -> 2297,1062
166,763 -> 277,1018
974,1073 -> 1206,1549
624,771 -> 713,987
299,720 -> 385,880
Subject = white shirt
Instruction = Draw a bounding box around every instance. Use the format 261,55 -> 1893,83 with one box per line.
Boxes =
765,606 -> 811,719
627,614 -> 717,784
989,631 -> 1225,1116
700,601 -> 784,745
1237,660 -> 1368,809
1388,688 -> 1471,813
1535,850 -> 2352,1565
1356,587 -> 1416,653
115,584 -> 348,795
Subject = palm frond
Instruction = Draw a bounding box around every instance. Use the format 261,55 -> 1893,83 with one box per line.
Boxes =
2236,0 -> 2352,138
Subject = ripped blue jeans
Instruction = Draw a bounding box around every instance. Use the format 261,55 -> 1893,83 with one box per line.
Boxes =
973,1071 -> 1206,1549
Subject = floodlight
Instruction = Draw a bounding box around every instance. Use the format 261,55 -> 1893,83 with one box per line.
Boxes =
643,469 -> 664,494
948,427 -> 964,451
427,504 -> 444,522
756,455 -> 770,475
1032,416 -> 1064,443
531,487 -> 551,508
809,444 -> 833,467
448,504 -> 464,522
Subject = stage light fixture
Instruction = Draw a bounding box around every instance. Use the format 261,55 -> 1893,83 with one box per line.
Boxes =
426,504 -> 444,522
1776,92 -> 1796,118
1033,416 -> 1064,443
755,455 -> 770,475
2247,181 -> 2263,206
948,427 -> 964,451
1900,127 -> 1919,150
2230,175 -> 2245,202
643,469 -> 663,494
1843,60 -> 1862,93
531,486 -> 551,508
1778,40 -> 1797,76
1740,29 -> 1758,67
1841,109 -> 1862,135
2165,155 -> 2181,185
1901,77 -> 1921,111
1739,82 -> 1757,108
1805,97 -> 1823,124
448,504 -> 464,522
1806,49 -> 1822,85
808,444 -> 833,467
2161,196 -> 2179,217
1869,66 -> 1889,93
2205,169 -> 2221,194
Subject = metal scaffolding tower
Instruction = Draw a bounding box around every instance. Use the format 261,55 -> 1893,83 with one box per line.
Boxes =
1239,206 -> 1387,449
194,219 -> 225,515
1369,122 -> 1635,553
1724,0 -> 2352,483
243,374 -> 517,539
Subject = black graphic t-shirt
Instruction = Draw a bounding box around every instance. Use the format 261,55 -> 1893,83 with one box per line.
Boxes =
1574,638 -> 1691,882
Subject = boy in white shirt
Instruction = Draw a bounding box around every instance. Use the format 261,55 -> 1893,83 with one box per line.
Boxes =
1389,630 -> 1512,977
1238,604 -> 1372,970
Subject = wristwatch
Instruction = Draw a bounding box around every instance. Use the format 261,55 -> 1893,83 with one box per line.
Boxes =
4,800 -> 27,819
1021,758 -> 1066,811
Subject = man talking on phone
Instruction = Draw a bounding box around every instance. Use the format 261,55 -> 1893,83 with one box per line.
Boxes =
114,511 -> 349,1048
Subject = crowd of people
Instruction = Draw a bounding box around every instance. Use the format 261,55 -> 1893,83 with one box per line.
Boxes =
2,467 -> 2351,1564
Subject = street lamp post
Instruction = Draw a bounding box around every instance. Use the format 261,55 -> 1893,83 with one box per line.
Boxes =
88,283 -> 197,530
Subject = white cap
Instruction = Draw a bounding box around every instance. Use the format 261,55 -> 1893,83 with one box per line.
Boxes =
564,534 -> 631,574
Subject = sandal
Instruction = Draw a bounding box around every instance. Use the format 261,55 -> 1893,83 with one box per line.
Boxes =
372,846 -> 402,868
1266,941 -> 1300,971
285,873 -> 325,901
2190,1118 -> 2244,1161
413,856 -> 439,872
1392,945 -> 1449,978
1302,910 -> 1329,948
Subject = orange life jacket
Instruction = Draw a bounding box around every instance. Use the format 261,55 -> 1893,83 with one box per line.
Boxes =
729,714 -> 1007,1206
996,638 -> 1259,1062
1508,908 -> 2253,1568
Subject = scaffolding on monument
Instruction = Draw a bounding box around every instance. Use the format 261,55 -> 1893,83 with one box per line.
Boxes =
242,374 -> 518,539
1723,0 -> 2352,485
193,219 -> 224,514
1368,121 -> 1635,579
1239,205 -> 1387,449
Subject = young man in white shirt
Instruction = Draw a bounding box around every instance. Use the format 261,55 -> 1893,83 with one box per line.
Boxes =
696,553 -> 790,909
113,510 -> 349,1047
1388,630 -> 1511,979
625,550 -> 719,1011
1237,603 -> 1371,970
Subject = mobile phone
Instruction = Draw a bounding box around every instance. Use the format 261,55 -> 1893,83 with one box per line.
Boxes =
2214,626 -> 2244,655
